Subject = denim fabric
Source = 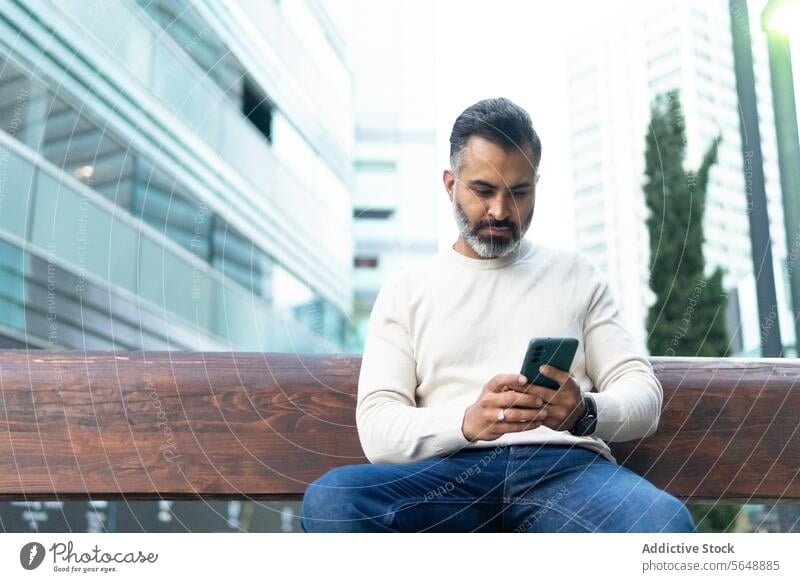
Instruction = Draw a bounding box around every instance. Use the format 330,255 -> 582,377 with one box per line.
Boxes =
300,444 -> 695,533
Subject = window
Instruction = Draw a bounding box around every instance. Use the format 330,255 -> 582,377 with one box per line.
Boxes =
354,159 -> 397,172
131,160 -> 209,257
353,208 -> 394,219
211,218 -> 273,300
354,256 -> 378,268
0,148 -> 35,238
134,0 -> 245,103
0,239 -> 25,332
242,78 -> 273,142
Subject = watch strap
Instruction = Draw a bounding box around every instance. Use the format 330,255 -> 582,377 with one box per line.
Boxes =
569,392 -> 597,436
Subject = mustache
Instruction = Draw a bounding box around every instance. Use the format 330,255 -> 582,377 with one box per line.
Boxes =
476,222 -> 514,230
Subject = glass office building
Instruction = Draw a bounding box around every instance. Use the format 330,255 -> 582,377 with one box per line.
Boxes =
0,0 -> 354,531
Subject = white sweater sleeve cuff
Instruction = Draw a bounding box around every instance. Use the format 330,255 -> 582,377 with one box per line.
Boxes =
590,373 -> 661,442
356,400 -> 472,464
433,403 -> 472,455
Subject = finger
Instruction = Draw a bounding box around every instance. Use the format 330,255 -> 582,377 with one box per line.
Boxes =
487,373 -> 528,393
535,403 -> 574,429
494,391 -> 544,409
505,383 -> 559,402
496,407 -> 548,424
538,364 -> 570,385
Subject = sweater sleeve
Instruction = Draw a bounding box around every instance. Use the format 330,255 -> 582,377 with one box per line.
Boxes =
355,275 -> 471,464
580,259 -> 663,442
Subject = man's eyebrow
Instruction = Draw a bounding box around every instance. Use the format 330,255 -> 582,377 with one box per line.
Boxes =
468,179 -> 532,190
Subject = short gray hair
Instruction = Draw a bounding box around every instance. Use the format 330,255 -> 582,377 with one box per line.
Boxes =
449,97 -> 541,176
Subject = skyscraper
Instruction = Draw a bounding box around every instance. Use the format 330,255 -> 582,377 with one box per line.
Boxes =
566,0 -> 794,356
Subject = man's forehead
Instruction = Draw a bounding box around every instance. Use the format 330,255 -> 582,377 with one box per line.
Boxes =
459,136 -> 537,180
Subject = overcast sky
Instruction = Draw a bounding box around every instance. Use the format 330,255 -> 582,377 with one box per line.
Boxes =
432,0 -> 580,251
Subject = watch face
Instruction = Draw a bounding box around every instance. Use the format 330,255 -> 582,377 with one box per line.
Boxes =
572,412 -> 597,436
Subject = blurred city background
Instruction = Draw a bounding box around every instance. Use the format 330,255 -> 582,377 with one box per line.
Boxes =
0,0 -> 798,532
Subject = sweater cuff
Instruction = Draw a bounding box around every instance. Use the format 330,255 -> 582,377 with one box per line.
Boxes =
433,404 -> 471,455
588,390 -> 625,441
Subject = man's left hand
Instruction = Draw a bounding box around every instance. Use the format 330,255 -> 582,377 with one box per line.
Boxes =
507,364 -> 586,432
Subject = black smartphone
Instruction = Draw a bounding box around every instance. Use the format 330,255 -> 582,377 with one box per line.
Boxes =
520,337 -> 579,389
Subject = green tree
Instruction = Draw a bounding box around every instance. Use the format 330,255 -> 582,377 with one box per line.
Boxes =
643,90 -> 738,532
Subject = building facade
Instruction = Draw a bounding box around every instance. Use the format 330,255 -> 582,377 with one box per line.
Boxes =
337,0 -> 440,347
0,0 -> 354,532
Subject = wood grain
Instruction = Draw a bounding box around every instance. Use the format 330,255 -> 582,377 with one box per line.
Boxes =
0,351 -> 798,502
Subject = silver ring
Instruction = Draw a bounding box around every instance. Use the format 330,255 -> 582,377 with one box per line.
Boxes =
496,409 -> 506,422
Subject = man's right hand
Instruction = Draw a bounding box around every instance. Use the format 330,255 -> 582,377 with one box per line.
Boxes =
460,373 -> 547,442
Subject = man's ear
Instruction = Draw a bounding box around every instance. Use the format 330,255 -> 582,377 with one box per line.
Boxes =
443,169 -> 455,200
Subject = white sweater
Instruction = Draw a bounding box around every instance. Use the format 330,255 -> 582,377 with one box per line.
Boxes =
356,237 -> 663,465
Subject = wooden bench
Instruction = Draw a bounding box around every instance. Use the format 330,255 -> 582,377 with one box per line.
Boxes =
0,351 -> 798,503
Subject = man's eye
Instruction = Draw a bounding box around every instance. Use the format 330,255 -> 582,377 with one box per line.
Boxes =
512,191 -> 529,197
475,189 -> 493,196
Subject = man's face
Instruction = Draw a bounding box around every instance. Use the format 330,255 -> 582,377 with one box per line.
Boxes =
444,136 -> 537,259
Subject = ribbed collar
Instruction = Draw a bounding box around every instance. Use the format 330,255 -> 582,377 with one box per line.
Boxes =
444,237 -> 533,270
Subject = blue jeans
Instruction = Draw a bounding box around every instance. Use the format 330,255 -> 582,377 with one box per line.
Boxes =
300,444 -> 695,532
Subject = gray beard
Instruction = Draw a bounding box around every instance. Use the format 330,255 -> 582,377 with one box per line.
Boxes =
452,198 -> 532,259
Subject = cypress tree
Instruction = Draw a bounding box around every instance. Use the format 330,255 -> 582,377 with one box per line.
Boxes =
643,89 -> 738,531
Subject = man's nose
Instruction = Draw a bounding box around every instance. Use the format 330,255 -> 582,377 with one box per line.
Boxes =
485,195 -> 512,223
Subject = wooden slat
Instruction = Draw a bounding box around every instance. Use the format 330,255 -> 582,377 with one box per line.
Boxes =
613,357 -> 800,502
0,351 -> 798,502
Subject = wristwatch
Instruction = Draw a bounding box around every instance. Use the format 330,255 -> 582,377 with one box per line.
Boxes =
569,393 -> 597,436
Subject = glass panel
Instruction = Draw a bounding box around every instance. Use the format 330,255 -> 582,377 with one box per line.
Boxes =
106,212 -> 138,294
137,235 -> 212,330
0,238 -> 24,332
210,280 -> 261,349
131,159 -> 210,257
51,176 -> 136,288
41,92 -> 135,209
0,145 -> 35,239
211,218 -> 273,299
0,55 -> 48,150
218,104 -> 275,193
151,40 -> 222,148
54,0 -> 153,86
291,296 -> 347,350
134,0 -> 243,103
30,172 -> 109,280
209,277 -> 327,351
31,170 -> 137,300
235,0 -> 350,147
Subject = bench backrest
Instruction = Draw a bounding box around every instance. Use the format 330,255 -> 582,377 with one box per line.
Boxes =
0,351 -> 797,502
